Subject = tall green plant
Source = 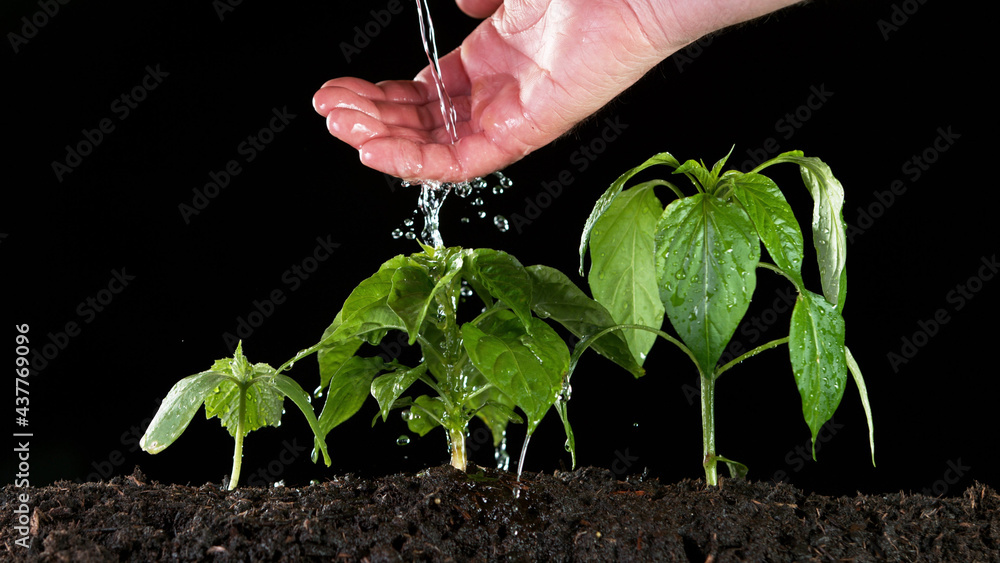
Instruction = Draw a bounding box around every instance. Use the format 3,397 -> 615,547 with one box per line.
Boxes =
580,149 -> 874,485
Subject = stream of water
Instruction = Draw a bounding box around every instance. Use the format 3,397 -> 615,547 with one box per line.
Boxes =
402,0 -> 511,248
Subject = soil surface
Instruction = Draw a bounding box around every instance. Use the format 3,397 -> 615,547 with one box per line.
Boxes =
2,465 -> 997,562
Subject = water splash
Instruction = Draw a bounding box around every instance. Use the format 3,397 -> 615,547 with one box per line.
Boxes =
395,0 -> 513,247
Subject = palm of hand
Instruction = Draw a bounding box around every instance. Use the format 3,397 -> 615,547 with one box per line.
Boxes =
314,0 -> 670,182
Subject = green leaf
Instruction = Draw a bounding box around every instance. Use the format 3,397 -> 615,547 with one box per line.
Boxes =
316,356 -> 383,440
407,395 -> 446,436
555,399 -> 576,469
332,255 -> 408,343
271,373 -> 332,466
587,184 -> 665,366
845,346 -> 875,467
527,264 -> 643,377
372,363 -> 428,423
756,152 -> 847,306
709,146 -> 735,180
462,311 -> 569,435
708,454 -> 748,479
316,311 -> 364,392
466,372 -> 520,448
674,159 -> 715,192
789,289 -> 847,459
730,173 -> 806,289
140,370 -> 233,454
579,152 -> 682,274
203,363 -> 284,437
387,265 -> 436,344
655,194 -> 760,374
471,249 -> 533,327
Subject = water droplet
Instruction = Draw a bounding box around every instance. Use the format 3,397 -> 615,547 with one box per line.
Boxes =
460,217 -> 470,223
564,439 -> 572,452
392,229 -> 404,239
492,186 -> 504,195
460,286 -> 474,297
403,218 -> 414,227
494,215 -> 509,232
472,197 -> 484,206
396,435 -> 411,446
404,231 -> 416,240
478,211 -> 486,219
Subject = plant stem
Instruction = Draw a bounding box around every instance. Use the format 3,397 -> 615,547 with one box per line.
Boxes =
701,372 -> 718,486
448,425 -> 467,472
228,383 -> 247,490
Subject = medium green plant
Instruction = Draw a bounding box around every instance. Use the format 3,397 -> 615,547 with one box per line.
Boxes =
299,243 -> 642,473
140,245 -> 639,488
140,342 -> 331,490
579,149 -> 875,485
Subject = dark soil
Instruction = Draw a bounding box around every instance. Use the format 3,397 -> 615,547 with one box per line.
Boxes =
2,465 -> 997,562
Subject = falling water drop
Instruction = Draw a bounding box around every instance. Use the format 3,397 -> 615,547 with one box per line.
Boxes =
494,215 -> 509,233
396,435 -> 411,446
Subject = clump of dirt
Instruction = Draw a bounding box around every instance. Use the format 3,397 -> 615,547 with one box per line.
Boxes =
2,465 -> 997,561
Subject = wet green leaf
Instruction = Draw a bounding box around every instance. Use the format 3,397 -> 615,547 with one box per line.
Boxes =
527,264 -> 643,377
372,363 -> 428,423
140,370 -> 232,454
845,346 -> 875,466
387,265 -> 436,344
730,173 -> 806,289
587,184 -> 665,366
579,152 -> 682,274
471,249 -> 533,327
655,194 -> 760,374
462,311 -> 568,435
756,152 -> 846,306
407,395 -> 446,436
316,356 -> 383,439
789,290 -> 847,458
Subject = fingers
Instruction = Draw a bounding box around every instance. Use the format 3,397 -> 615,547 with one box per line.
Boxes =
455,0 -> 503,19
359,131 -> 516,183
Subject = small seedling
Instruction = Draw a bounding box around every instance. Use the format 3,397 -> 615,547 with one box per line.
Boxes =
140,342 -> 331,490
579,149 -> 875,485
298,243 -> 642,474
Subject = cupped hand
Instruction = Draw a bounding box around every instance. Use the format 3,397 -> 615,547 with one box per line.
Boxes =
313,0 -> 796,183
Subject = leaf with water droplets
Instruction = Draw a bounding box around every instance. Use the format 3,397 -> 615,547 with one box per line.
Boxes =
407,395 -> 446,437
462,310 -> 568,436
756,152 -> 846,306
526,264 -> 643,377
587,183 -> 665,366
141,370 -> 233,454
655,194 -> 759,374
730,173 -> 805,289
789,289 -> 847,459
317,356 -> 384,440
845,345 -> 875,467
579,152 -> 682,275
372,363 -> 428,423
468,249 -> 533,328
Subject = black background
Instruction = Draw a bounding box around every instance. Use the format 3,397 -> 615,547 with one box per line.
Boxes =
4,0 -> 993,497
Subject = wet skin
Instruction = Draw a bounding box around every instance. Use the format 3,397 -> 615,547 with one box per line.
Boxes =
314,0 -> 798,183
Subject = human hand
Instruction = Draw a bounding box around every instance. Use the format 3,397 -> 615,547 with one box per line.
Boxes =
313,0 -> 798,183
